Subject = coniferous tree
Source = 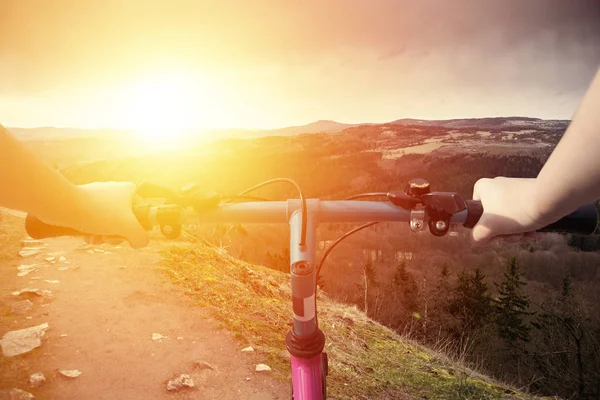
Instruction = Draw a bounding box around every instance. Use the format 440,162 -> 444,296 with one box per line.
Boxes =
531,274 -> 598,399
364,260 -> 377,288
428,263 -> 453,334
393,260 -> 419,313
432,263 -> 452,313
449,267 -> 491,333
494,257 -> 532,344
436,263 -> 451,294
469,268 -> 492,328
450,267 -> 472,327
393,260 -> 410,287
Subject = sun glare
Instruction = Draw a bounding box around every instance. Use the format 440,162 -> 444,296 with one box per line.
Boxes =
122,72 -> 211,150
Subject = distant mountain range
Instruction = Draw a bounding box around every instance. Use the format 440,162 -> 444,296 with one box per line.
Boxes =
8,127 -> 127,141
7,117 -> 570,141
264,120 -> 360,135
389,117 -> 570,130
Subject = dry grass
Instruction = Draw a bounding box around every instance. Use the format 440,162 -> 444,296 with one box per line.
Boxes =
161,238 -> 544,400
0,211 -> 26,260
0,210 -> 35,389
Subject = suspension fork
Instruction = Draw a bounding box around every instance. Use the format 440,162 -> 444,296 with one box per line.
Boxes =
286,199 -> 327,399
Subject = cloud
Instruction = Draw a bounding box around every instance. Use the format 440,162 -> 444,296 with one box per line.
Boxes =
1,1 -> 597,67
0,0 -> 598,124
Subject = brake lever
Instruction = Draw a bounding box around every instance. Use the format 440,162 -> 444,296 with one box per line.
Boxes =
135,182 -> 221,239
388,178 -> 468,236
180,183 -> 221,212
137,182 -> 220,212
136,182 -> 184,204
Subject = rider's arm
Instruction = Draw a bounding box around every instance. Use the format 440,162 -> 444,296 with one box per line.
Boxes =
472,68 -> 600,242
0,125 -> 148,248
534,68 -> 600,221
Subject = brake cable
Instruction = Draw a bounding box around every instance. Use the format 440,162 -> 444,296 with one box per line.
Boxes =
316,221 -> 380,291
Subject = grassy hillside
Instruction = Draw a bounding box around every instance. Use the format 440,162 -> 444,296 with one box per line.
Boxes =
160,238 -> 539,400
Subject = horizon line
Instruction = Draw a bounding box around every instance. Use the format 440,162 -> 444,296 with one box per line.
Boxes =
3,115 -> 572,131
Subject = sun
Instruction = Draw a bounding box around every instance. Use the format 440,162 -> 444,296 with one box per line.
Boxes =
122,72 -> 210,149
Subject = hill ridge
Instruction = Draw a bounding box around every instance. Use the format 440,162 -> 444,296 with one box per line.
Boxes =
8,116 -> 570,141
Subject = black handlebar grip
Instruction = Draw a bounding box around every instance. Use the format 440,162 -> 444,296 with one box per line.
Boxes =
463,200 -> 599,235
538,204 -> 599,235
25,215 -> 85,239
24,204 -> 153,240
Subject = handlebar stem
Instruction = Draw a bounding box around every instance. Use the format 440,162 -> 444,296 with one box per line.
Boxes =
290,199 -> 319,337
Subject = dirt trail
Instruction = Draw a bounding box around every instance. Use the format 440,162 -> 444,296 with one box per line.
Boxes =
1,236 -> 289,400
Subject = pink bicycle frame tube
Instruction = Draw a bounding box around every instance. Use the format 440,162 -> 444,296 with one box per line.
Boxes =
290,354 -> 323,400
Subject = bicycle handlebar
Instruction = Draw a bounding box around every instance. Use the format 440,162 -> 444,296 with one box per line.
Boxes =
24,199 -> 599,239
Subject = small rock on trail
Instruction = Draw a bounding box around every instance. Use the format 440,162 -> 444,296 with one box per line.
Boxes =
17,265 -> 39,277
10,300 -> 33,315
241,346 -> 254,352
57,369 -> 82,379
11,288 -> 52,298
0,322 -> 50,357
166,374 -> 194,391
255,364 -> 272,372
0,388 -> 35,400
18,248 -> 43,258
21,239 -> 45,246
29,372 -> 46,388
195,360 -> 215,371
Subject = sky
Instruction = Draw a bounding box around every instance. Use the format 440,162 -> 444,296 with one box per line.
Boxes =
0,0 -> 599,129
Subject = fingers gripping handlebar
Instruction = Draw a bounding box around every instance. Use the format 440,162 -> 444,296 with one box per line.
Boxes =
389,178 -> 598,236
23,179 -> 599,240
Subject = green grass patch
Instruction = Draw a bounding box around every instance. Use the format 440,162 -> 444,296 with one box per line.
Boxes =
161,241 -> 542,400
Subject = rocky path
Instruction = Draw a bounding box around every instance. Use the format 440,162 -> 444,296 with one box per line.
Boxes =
0,236 -> 289,400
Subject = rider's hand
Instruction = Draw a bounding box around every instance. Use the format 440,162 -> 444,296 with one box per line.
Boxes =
471,177 -> 549,243
71,182 -> 149,248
